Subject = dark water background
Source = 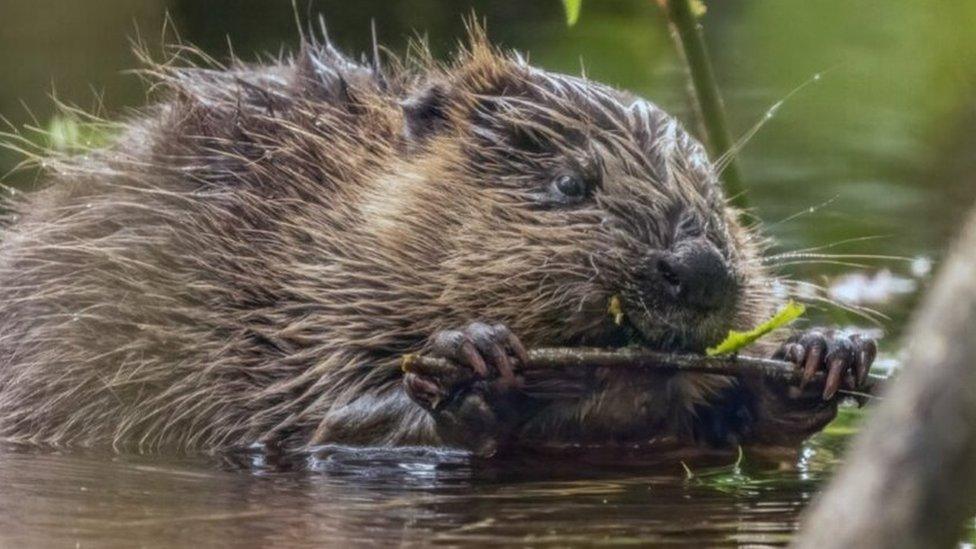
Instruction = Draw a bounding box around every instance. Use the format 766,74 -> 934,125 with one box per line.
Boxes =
0,0 -> 974,546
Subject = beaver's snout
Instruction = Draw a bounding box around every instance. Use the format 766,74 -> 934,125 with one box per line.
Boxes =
651,238 -> 737,314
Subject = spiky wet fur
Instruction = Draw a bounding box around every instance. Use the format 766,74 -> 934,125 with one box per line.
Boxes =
0,28 -> 777,452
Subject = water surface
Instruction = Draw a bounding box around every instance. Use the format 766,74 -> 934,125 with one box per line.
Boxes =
0,423 -> 856,547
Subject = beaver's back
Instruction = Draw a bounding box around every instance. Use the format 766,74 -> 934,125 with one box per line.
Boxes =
0,43 -> 407,450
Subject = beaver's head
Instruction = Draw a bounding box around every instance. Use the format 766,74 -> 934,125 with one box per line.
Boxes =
386,39 -> 773,352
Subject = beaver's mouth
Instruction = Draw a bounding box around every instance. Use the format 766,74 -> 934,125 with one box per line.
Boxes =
600,300 -> 728,355
609,321 -> 709,354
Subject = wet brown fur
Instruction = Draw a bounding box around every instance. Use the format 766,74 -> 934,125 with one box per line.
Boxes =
0,26 -> 777,452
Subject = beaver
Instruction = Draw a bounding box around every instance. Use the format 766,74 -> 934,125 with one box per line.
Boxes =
0,27 -> 876,456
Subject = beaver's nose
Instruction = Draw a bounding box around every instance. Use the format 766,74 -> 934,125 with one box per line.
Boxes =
653,238 -> 737,312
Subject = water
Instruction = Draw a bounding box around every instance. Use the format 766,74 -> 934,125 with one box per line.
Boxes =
0,0 -> 973,546
0,424 -> 855,547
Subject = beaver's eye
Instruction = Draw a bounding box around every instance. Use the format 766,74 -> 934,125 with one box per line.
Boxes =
553,174 -> 586,199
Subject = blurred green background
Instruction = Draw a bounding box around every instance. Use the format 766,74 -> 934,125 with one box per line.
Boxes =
1,0 -> 975,334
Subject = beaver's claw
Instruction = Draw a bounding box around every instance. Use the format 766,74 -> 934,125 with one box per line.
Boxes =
403,322 -> 529,456
774,328 -> 878,400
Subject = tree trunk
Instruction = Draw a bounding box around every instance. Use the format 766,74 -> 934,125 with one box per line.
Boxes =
792,208 -> 976,548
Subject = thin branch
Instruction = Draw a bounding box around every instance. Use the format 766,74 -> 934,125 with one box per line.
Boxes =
403,347 -> 887,395
659,0 -> 748,212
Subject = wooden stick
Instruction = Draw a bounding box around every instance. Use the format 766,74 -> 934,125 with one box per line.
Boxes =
402,347 -> 888,395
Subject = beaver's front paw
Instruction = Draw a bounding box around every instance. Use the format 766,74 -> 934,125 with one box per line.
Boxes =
732,328 -> 878,446
403,322 -> 529,457
774,328 -> 878,400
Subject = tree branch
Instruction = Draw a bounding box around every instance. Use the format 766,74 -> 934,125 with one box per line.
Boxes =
402,347 -> 886,396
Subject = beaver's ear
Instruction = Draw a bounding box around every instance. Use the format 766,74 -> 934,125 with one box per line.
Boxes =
401,57 -> 529,144
401,83 -> 453,144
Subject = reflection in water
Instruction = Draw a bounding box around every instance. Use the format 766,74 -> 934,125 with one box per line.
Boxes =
0,423 -> 851,547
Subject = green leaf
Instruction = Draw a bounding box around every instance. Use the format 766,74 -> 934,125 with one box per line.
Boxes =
561,0 -> 582,26
46,115 -> 111,151
47,116 -> 82,151
706,300 -> 806,356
